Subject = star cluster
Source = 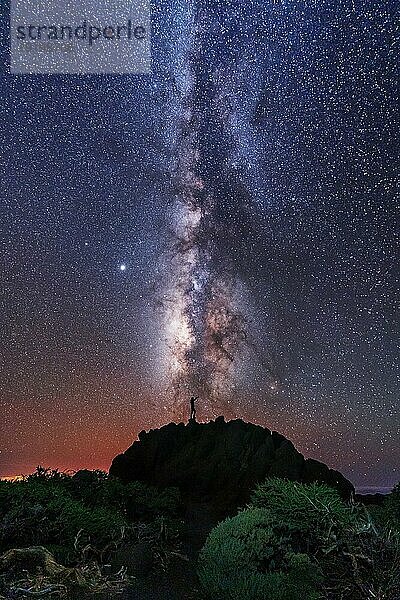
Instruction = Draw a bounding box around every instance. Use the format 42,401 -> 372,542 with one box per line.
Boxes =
0,0 -> 399,490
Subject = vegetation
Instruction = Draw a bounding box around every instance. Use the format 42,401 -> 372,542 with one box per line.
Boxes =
198,478 -> 400,600
198,507 -> 321,600
0,467 -> 183,598
383,481 -> 400,531
1,469 -> 399,599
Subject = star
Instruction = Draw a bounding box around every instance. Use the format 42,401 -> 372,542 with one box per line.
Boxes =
0,0 -> 397,491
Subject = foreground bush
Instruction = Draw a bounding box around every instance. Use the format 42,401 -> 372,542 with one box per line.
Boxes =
383,481 -> 400,531
198,478 -> 400,600
198,507 -> 321,600
0,468 -> 185,598
0,477 -> 126,557
250,478 -> 357,558
251,478 -> 400,598
0,468 -> 182,562
57,469 -> 182,519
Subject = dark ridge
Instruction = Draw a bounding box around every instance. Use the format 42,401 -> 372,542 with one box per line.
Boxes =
110,416 -> 354,515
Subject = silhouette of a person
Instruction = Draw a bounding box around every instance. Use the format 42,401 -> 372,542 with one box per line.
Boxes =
190,396 -> 198,421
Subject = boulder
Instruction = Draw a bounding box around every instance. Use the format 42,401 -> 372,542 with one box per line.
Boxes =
110,417 -> 354,514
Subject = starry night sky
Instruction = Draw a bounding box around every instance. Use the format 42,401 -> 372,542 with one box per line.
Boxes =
0,0 -> 399,491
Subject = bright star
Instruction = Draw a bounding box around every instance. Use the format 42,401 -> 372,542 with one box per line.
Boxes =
119,264 -> 126,271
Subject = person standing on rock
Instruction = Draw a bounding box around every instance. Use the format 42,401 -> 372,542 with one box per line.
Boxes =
190,396 -> 198,421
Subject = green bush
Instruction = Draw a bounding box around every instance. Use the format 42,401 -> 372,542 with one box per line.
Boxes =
0,467 -> 182,562
123,481 -> 182,520
250,478 -> 357,551
199,479 -> 400,600
47,494 -> 126,547
59,471 -> 182,520
0,468 -> 185,597
198,507 -> 321,600
383,481 -> 400,531
0,479 -> 125,553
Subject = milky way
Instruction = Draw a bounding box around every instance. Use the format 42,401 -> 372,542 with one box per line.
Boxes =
158,2 -> 271,419
0,0 -> 399,489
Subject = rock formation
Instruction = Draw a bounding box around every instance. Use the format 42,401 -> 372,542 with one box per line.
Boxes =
110,417 -> 354,513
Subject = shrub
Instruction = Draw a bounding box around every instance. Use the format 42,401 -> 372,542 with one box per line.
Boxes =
0,468 -> 186,598
198,507 -> 321,600
0,479 -> 126,555
59,471 -> 182,520
383,481 -> 400,531
249,478 -> 357,552
123,482 -> 182,520
199,479 -> 400,600
0,468 -> 183,569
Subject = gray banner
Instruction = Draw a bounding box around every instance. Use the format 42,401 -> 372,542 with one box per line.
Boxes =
11,0 -> 151,74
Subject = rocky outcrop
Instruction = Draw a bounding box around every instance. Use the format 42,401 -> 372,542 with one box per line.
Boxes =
110,417 -> 354,513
